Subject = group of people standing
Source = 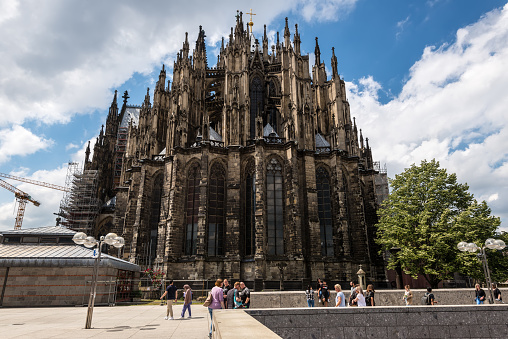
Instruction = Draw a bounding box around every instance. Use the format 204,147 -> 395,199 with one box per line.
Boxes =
207,278 -> 251,338
306,279 -> 376,308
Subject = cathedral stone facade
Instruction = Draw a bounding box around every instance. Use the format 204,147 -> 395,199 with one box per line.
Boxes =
85,14 -> 387,289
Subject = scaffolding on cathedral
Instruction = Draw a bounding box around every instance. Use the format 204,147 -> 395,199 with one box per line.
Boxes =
59,169 -> 100,232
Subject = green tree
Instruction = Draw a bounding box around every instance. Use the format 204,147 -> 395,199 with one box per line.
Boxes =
376,159 -> 504,288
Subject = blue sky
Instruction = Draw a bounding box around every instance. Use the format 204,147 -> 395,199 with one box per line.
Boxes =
0,0 -> 507,232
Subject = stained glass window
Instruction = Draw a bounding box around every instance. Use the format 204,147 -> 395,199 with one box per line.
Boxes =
250,77 -> 263,139
267,158 -> 284,255
185,164 -> 200,255
208,163 -> 226,256
316,167 -> 334,256
244,161 -> 256,255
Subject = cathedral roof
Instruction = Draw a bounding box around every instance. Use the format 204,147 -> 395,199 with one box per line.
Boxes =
263,123 -> 279,137
120,106 -> 140,128
315,133 -> 331,148
209,126 -> 222,141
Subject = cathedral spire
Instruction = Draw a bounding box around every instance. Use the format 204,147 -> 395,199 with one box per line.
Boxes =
263,24 -> 269,60
182,32 -> 189,59
331,47 -> 338,78
284,17 -> 290,47
360,129 -> 364,149
294,24 -> 301,55
315,37 -> 321,65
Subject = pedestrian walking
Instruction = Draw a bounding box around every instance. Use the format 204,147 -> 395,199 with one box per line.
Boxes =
403,285 -> 413,306
353,286 -> 366,307
160,280 -> 178,320
207,279 -> 225,338
349,284 -> 358,306
305,285 -> 315,307
365,284 -> 375,306
334,284 -> 346,307
180,284 -> 192,318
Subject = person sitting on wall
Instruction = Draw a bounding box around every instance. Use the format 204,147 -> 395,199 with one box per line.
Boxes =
321,281 -> 330,307
475,283 -> 486,304
492,284 -> 503,303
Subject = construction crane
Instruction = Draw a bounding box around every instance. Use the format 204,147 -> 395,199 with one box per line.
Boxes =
0,172 -> 69,192
0,173 -> 71,230
0,178 -> 41,230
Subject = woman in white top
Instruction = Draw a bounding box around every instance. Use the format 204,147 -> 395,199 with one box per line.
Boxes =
354,286 -> 366,307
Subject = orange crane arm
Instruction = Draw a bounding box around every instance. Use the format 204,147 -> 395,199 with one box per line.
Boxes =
0,178 -> 41,230
0,178 -> 40,206
0,172 -> 70,192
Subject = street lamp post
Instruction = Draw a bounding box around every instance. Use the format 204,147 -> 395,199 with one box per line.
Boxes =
457,238 -> 506,304
72,232 -> 125,329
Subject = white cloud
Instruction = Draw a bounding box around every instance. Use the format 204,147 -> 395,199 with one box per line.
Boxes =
396,15 -> 410,39
65,143 -> 79,151
0,125 -> 53,164
347,4 -> 508,229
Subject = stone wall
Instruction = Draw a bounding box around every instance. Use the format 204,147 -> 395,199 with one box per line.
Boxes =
246,305 -> 508,339
0,266 -> 121,307
250,288 -> 508,308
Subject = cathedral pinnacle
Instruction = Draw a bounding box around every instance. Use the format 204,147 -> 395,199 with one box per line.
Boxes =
315,37 -> 321,65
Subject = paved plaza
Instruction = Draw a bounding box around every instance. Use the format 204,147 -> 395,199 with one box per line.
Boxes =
0,304 -> 211,338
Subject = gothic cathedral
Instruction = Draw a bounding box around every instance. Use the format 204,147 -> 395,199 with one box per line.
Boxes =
84,13 -> 387,289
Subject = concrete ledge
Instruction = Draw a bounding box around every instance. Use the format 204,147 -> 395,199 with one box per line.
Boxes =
246,305 -> 508,338
212,309 -> 281,339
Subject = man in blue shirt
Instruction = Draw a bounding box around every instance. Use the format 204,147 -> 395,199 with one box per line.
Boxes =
160,280 -> 178,319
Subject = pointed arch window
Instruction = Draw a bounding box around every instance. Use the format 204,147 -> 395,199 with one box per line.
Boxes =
267,158 -> 284,255
148,173 -> 164,264
185,164 -> 200,255
250,77 -> 263,139
208,163 -> 226,256
244,160 -> 256,256
316,167 -> 334,256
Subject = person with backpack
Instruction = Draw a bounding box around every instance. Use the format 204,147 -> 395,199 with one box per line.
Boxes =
475,283 -> 486,304
421,287 -> 436,305
365,284 -> 375,306
321,281 -> 330,307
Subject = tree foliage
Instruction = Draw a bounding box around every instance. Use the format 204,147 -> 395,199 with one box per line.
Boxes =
376,159 -> 506,288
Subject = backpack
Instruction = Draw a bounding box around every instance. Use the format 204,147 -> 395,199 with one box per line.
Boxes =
421,293 -> 431,305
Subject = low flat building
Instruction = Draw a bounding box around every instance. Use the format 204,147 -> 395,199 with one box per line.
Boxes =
0,226 -> 140,307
